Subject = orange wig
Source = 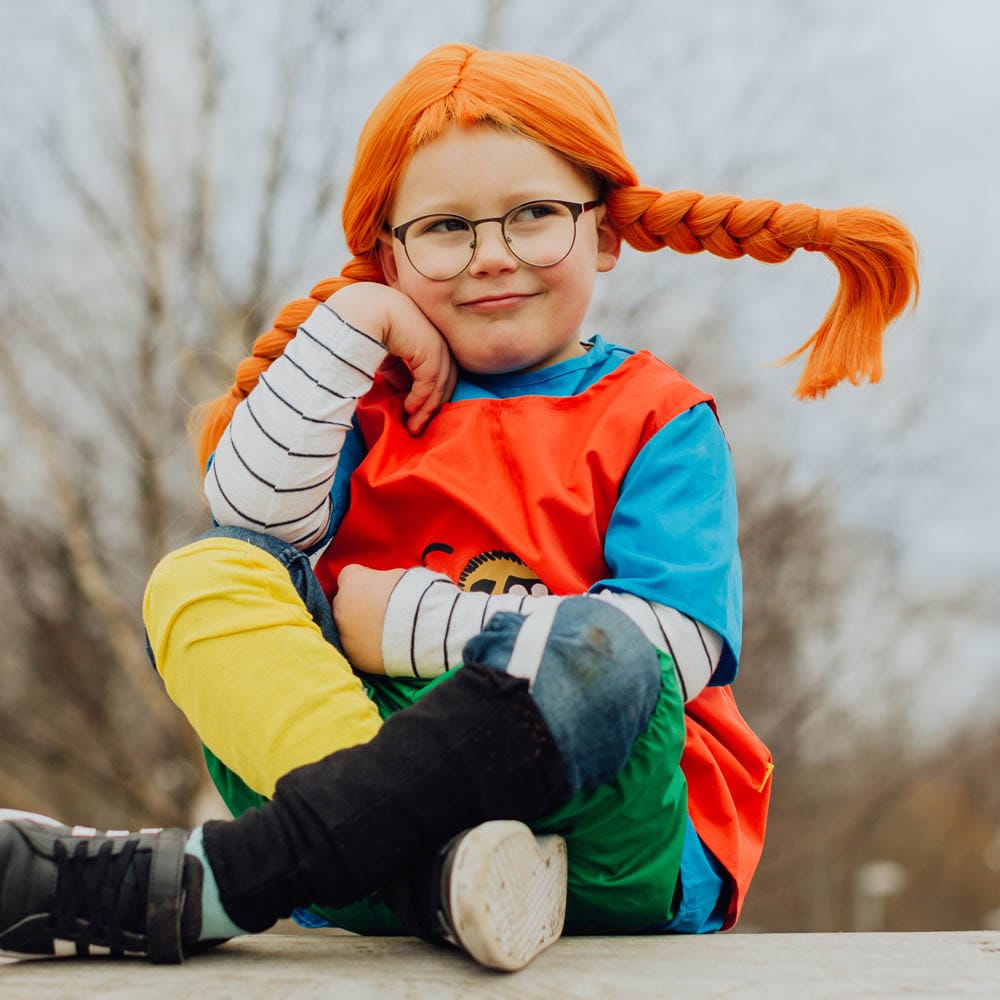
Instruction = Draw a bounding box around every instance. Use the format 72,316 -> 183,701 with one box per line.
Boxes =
193,43 -> 918,470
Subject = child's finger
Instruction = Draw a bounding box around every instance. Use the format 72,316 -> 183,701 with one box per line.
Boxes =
405,349 -> 455,434
405,381 -> 444,433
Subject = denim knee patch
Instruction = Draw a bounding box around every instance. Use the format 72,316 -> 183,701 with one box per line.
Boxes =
462,597 -> 663,794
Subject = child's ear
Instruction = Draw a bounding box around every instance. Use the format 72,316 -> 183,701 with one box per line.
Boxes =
595,207 -> 622,273
377,232 -> 401,287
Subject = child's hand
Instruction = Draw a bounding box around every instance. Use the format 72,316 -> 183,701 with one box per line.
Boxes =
327,283 -> 457,435
333,563 -> 405,674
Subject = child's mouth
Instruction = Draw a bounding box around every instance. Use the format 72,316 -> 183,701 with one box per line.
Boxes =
460,293 -> 535,313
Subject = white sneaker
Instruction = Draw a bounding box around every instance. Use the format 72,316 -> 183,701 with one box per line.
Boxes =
438,820 -> 567,972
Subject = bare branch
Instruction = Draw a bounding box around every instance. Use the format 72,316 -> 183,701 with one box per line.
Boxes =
0,341 -> 189,753
39,126 -> 141,289
250,52 -> 296,300
185,0 -> 226,320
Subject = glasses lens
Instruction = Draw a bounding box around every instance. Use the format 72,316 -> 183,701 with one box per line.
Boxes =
404,215 -> 476,280
503,201 -> 577,267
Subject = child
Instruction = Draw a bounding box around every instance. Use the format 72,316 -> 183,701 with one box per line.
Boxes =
0,44 -> 917,971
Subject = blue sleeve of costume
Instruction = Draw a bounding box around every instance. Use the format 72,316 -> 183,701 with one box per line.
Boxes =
591,403 -> 742,683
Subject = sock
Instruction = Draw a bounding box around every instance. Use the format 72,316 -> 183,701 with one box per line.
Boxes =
185,826 -> 248,942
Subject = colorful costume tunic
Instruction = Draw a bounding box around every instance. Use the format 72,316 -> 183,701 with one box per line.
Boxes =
308,336 -> 772,930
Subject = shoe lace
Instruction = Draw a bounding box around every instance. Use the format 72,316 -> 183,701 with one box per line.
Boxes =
50,836 -> 147,957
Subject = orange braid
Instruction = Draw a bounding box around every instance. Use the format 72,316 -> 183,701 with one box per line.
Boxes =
608,188 -> 919,398
193,43 -> 919,469
191,256 -> 383,471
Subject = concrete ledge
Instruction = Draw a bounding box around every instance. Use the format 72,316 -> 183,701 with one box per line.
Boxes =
3,931 -> 998,998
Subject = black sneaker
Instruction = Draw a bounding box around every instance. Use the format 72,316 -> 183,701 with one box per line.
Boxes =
0,810 -> 202,963
388,820 -> 567,972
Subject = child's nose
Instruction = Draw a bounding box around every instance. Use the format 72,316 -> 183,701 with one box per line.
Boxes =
468,221 -> 518,275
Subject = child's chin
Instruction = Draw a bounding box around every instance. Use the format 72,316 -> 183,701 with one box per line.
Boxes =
455,344 -> 535,376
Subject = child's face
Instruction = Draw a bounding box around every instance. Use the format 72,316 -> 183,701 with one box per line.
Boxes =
378,125 -> 620,375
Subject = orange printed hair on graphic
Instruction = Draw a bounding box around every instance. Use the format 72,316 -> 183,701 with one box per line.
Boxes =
193,43 -> 918,470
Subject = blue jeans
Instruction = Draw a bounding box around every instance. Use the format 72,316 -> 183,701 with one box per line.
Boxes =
203,526 -> 661,797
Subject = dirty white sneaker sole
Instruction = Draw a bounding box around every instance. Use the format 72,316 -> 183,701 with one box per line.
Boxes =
445,820 -> 567,972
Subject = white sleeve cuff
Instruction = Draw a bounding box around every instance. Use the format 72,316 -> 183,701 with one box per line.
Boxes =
380,570 -> 721,701
381,568 -> 533,677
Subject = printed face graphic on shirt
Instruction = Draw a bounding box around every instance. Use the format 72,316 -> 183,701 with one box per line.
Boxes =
420,543 -> 550,597
458,550 -> 551,596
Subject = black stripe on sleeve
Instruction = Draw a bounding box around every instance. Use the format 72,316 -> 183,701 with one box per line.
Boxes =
280,350 -> 353,401
246,389 -> 346,458
288,514 -> 329,549
443,591 -> 461,671
410,578 -> 442,679
287,447 -> 341,459
244,395 -> 289,452
298,323 -> 379,381
320,302 -> 386,350
230,437 -> 337,495
651,603 -> 688,703
210,462 -> 330,531
259,371 -> 361,423
693,620 -> 714,677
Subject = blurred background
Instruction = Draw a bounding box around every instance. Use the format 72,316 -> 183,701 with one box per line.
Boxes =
0,0 -> 997,933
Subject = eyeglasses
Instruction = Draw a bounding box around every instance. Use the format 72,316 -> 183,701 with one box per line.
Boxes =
389,199 -> 601,281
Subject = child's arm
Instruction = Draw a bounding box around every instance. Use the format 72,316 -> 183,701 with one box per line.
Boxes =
205,283 -> 456,549
336,563 -> 721,702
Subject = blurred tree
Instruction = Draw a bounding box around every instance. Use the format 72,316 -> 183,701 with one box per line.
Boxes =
0,0 -> 370,826
0,0 -> 995,932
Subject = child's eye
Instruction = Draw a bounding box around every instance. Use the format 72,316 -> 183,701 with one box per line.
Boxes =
419,216 -> 473,237
509,202 -> 560,225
